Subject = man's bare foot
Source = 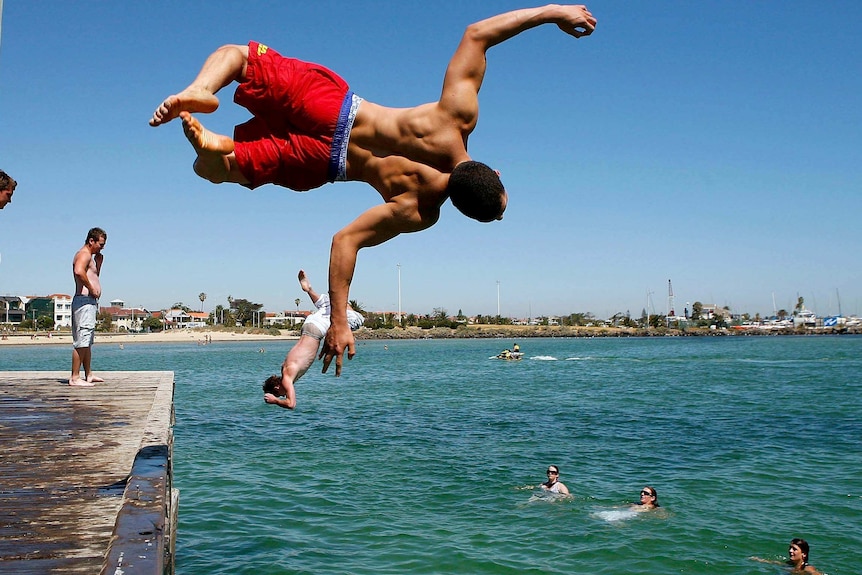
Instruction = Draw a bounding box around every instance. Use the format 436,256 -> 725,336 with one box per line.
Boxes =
149,89 -> 220,127
69,378 -> 95,387
181,112 -> 235,155
86,375 -> 105,383
298,270 -> 312,293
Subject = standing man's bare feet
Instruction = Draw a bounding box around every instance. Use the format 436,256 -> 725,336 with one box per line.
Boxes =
69,378 -> 95,387
87,375 -> 105,383
149,89 -> 220,127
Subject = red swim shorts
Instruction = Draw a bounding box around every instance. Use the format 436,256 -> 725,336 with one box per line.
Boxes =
233,41 -> 350,191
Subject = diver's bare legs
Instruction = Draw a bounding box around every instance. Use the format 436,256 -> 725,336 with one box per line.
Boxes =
299,270 -> 322,304
149,44 -> 250,127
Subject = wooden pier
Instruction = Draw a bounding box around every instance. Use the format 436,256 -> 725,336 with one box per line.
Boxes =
0,371 -> 176,575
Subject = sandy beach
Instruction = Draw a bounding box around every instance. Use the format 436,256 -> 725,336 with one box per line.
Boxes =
0,329 -> 298,347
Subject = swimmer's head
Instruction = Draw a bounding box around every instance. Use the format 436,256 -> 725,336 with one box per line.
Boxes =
447,161 -> 507,223
263,375 -> 283,395
789,538 -> 809,563
640,486 -> 659,507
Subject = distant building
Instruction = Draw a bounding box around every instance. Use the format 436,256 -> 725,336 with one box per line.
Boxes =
101,305 -> 149,332
163,309 -> 193,329
187,312 -> 209,327
698,304 -> 732,320
0,296 -> 25,324
263,311 -> 309,327
51,294 -> 73,328
24,296 -> 55,325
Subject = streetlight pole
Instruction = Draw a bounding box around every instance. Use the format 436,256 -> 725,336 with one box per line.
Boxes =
397,264 -> 402,326
497,281 -> 501,317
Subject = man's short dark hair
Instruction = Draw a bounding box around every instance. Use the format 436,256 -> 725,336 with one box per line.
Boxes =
447,161 -> 505,222
87,227 -> 107,243
0,170 -> 16,192
263,375 -> 282,394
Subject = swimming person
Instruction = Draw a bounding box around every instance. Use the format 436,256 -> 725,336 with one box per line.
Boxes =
541,465 -> 571,496
149,5 -> 597,376
633,486 -> 659,511
751,538 -> 822,574
262,270 -> 364,410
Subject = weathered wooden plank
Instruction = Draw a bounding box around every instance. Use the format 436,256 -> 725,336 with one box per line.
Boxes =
0,371 -> 175,574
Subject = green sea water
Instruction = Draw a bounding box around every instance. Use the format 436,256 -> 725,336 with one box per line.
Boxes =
2,336 -> 860,574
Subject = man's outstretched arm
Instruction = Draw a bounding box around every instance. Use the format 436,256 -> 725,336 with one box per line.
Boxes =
439,4 -> 596,124
321,199 -> 437,376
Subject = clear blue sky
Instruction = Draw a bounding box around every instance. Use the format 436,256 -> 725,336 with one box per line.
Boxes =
1,1 -> 860,319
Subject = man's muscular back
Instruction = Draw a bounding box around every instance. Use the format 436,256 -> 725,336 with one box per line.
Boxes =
352,152 -> 449,233
349,101 -> 472,175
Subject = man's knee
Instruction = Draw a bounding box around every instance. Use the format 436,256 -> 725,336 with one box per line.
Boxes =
215,44 -> 250,79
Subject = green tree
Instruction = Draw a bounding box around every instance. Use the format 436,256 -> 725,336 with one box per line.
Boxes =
349,299 -> 366,315
231,298 -> 264,326
97,309 -> 113,332
691,301 -> 703,321
142,316 -> 163,332
564,312 -> 589,326
199,292 -> 207,312
37,315 -> 55,331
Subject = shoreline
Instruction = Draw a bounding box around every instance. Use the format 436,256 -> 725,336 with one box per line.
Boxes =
2,324 -> 858,347
0,329 -> 299,347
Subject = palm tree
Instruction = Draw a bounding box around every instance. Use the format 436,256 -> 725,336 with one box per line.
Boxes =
199,292 -> 207,312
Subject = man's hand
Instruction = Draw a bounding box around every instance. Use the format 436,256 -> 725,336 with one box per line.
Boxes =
555,5 -> 597,38
320,320 -> 355,377
263,393 -> 279,405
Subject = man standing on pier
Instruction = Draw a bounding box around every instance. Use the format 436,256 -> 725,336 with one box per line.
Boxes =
70,227 -> 107,386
